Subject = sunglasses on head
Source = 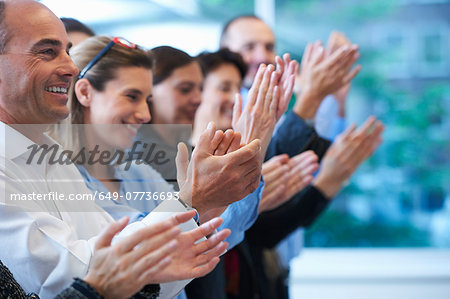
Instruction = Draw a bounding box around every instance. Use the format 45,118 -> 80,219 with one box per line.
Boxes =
78,37 -> 137,79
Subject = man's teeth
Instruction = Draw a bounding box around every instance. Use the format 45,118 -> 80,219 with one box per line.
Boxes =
126,124 -> 137,133
45,86 -> 67,94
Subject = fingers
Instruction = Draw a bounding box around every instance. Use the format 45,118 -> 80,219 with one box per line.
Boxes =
185,217 -> 224,243
132,238 -> 177,281
275,55 -> 284,75
335,117 -> 384,172
210,130 -> 225,154
171,210 -> 197,225
226,132 -> 241,154
214,129 -> 235,156
130,226 -> 180,263
262,154 -> 289,175
195,121 -> 216,155
342,64 -> 362,84
339,123 -> 357,139
228,139 -> 261,165
311,42 -> 325,65
94,216 -> 129,251
301,43 -> 313,69
289,150 -> 318,166
263,163 -> 289,187
176,142 -> 189,186
232,93 -> 242,129
118,212 -> 196,254
191,256 -> 221,278
260,183 -> 287,212
193,240 -> 228,269
193,228 -> 230,257
247,64 -> 267,108
256,64 -> 275,109
139,254 -> 172,285
266,69 -> 280,113
354,116 -> 377,136
329,45 -> 360,81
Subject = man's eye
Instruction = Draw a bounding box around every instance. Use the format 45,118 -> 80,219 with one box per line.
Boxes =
127,94 -> 138,101
219,85 -> 231,92
41,49 -> 56,56
179,87 -> 192,94
243,44 -> 255,51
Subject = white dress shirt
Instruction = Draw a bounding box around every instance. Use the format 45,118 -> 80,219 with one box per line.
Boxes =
0,122 -> 197,298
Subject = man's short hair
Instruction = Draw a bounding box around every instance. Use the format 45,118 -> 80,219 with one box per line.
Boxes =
60,17 -> 95,36
219,14 -> 262,48
196,49 -> 247,80
0,1 -> 10,54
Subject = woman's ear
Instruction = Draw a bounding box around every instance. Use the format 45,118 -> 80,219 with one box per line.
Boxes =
75,79 -> 93,107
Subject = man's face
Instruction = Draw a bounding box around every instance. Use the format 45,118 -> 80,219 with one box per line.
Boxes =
223,18 -> 275,88
0,1 -> 79,125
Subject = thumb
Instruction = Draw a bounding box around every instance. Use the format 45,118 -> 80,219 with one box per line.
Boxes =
95,216 -> 129,251
232,93 -> 242,130
176,142 -> 189,185
196,121 -> 216,155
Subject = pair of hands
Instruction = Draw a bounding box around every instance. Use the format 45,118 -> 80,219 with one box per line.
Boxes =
260,116 -> 384,212
175,55 -> 298,221
233,54 -> 297,158
313,116 -> 385,198
84,211 -> 230,299
259,150 -> 319,213
294,31 -> 361,119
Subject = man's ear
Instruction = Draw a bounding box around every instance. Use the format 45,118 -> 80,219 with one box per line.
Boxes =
75,79 -> 93,107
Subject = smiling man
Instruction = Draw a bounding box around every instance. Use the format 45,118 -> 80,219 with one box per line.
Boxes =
0,1 -> 259,298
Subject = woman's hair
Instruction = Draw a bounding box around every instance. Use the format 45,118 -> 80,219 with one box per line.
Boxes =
69,35 -> 152,124
49,36 -> 152,151
196,49 -> 247,80
151,46 -> 194,85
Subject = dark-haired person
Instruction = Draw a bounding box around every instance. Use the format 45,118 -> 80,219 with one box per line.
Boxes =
186,48 -> 384,299
133,45 -> 298,299
218,15 -> 362,296
192,49 -> 247,141
60,17 -> 95,46
0,1 -> 229,298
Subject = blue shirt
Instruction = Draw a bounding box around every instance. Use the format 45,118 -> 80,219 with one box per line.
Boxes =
78,163 -> 263,299
78,163 -> 263,249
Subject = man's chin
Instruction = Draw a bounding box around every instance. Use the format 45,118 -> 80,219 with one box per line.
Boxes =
50,108 -> 70,123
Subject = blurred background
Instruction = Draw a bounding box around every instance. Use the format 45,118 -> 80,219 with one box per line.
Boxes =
40,0 -> 450,297
42,0 -> 450,248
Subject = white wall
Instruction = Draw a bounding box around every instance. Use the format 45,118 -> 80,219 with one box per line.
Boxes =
290,249 -> 450,299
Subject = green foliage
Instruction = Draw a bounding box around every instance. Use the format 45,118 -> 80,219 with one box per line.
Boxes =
305,209 -> 430,247
275,0 -> 450,247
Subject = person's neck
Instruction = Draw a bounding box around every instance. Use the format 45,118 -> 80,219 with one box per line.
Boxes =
0,112 -> 48,144
82,125 -> 116,182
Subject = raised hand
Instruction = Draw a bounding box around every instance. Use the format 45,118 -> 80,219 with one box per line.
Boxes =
313,116 -> 384,198
327,31 -> 354,117
274,53 -> 297,120
259,151 -> 319,213
176,122 -> 262,218
153,217 -> 230,282
83,211 -> 192,299
293,40 -> 361,119
285,150 -> 319,199
259,154 -> 289,213
232,64 -> 280,157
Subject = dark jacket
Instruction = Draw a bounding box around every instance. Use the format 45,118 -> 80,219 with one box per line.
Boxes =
186,112 -> 332,299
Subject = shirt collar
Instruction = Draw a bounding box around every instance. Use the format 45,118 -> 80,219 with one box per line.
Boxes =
0,121 -> 59,160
